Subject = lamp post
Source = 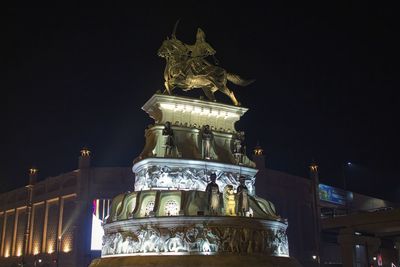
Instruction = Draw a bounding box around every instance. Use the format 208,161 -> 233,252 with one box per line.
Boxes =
309,160 -> 321,266
342,162 -> 352,192
342,162 -> 352,215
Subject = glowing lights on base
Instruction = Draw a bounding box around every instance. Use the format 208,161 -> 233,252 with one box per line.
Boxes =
159,102 -> 239,120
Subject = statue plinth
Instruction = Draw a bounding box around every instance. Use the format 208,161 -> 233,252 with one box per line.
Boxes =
137,94 -> 255,168
142,93 -> 248,133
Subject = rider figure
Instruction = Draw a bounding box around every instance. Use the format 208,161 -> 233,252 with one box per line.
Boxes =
187,28 -> 218,74
189,28 -> 216,58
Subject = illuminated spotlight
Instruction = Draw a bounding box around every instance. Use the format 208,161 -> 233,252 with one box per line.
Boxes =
347,162 -> 352,166
355,232 -> 361,235
38,259 -> 42,263
312,255 -> 317,260
373,257 -> 377,261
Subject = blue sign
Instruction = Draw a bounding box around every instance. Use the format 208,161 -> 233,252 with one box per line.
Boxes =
319,184 -> 346,206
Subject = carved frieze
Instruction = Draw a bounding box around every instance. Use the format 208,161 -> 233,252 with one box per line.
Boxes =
134,161 -> 256,196
102,221 -> 289,257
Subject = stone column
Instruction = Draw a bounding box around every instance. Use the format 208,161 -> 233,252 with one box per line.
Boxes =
24,168 -> 37,255
75,148 -> 92,267
338,228 -> 355,267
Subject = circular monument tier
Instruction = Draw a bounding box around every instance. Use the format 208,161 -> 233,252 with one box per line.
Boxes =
101,216 -> 289,258
90,254 -> 301,267
106,190 -> 278,222
133,157 -> 258,195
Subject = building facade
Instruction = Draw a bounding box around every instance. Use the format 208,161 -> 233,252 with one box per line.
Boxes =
253,155 -> 399,267
0,149 -> 132,267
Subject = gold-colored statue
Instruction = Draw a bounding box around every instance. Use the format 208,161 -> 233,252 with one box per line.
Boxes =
223,185 -> 236,216
158,22 -> 254,106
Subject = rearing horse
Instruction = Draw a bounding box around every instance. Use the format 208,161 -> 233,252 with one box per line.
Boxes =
157,27 -> 254,106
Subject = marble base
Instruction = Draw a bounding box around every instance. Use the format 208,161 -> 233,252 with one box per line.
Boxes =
90,254 -> 302,267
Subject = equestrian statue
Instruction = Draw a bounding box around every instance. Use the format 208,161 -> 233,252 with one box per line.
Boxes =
157,22 -> 254,106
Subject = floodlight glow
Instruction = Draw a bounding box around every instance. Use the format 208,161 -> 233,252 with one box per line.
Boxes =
91,214 -> 104,250
91,199 -> 111,250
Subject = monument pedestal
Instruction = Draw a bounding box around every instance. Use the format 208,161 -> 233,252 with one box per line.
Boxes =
90,254 -> 301,267
90,94 -> 301,267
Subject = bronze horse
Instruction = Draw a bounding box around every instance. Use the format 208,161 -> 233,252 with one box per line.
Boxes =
157,27 -> 253,106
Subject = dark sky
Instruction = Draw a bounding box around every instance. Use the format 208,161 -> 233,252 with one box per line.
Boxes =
1,5 -> 398,201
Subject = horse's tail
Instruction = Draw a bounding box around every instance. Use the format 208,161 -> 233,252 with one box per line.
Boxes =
227,73 -> 255,87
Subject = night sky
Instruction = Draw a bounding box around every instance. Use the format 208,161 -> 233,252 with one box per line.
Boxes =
1,5 -> 398,201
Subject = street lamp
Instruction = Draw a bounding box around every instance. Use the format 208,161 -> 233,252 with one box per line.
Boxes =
342,162 -> 352,191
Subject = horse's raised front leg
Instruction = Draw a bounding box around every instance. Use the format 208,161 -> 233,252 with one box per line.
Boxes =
222,86 -> 239,106
202,87 -> 216,102
163,65 -> 173,95
164,81 -> 171,94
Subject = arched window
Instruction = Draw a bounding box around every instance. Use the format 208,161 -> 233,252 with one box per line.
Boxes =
164,200 -> 178,216
145,201 -> 155,216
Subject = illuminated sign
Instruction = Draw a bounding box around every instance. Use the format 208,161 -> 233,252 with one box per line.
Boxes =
91,199 -> 111,251
319,184 -> 346,206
